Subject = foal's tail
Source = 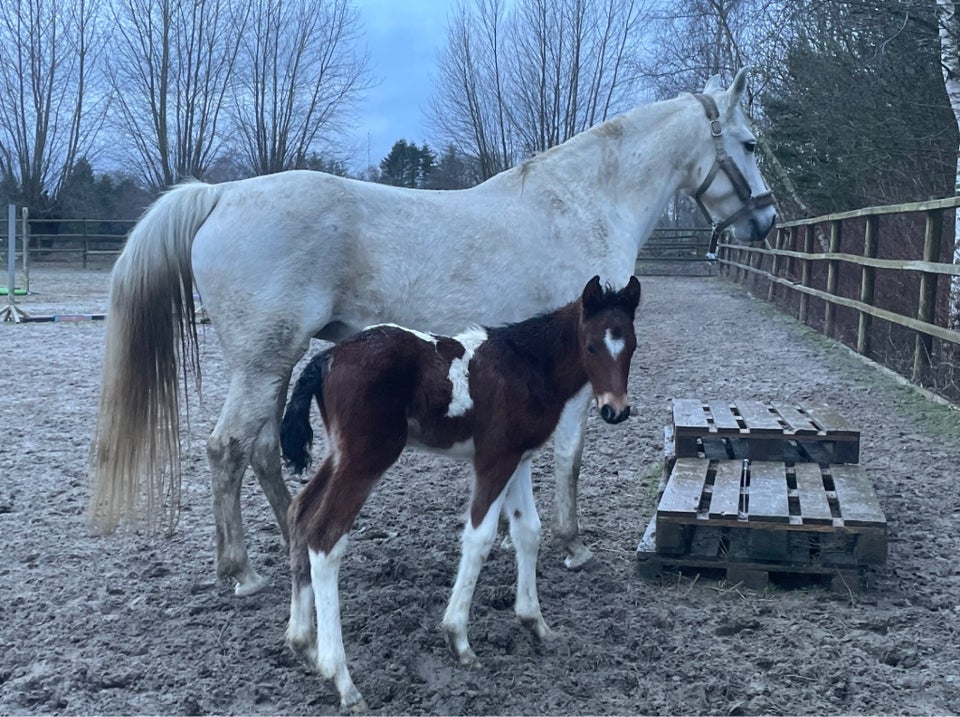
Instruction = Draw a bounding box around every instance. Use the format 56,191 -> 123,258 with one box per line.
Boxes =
88,181 -> 224,536
280,350 -> 332,475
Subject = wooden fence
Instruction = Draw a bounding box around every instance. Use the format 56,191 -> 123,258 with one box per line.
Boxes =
0,217 -> 136,268
716,196 -> 960,404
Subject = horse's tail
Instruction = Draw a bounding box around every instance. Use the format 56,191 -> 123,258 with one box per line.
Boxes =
88,180 -> 224,536
280,350 -> 332,475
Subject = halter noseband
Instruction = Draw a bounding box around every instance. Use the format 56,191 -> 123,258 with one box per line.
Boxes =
692,93 -> 774,246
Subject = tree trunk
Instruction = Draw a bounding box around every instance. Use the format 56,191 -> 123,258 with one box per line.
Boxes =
937,0 -> 960,329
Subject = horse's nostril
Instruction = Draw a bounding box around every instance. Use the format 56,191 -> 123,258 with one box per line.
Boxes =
601,404 -> 614,422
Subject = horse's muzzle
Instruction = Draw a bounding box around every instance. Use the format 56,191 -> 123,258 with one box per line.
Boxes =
600,404 -> 630,424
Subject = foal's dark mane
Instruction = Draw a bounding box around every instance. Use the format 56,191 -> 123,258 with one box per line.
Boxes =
484,284 -> 631,369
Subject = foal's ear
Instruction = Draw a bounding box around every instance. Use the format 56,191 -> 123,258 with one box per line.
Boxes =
620,275 -> 642,315
581,275 -> 603,313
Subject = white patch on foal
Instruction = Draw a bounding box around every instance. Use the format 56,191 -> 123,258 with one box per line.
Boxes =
446,327 -> 487,417
366,322 -> 437,345
604,328 -> 626,359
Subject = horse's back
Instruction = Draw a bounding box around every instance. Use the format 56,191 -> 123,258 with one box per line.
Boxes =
189,170 -> 625,348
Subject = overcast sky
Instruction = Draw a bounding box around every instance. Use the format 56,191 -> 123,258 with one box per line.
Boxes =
351,0 -> 456,171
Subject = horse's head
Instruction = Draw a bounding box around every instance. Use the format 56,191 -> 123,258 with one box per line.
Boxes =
578,275 -> 641,425
690,68 -> 776,244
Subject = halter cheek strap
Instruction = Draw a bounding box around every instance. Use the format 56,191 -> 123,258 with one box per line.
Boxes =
692,93 -> 774,239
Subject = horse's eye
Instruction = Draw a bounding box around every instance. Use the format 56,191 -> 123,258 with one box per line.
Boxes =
611,327 -> 622,340
744,140 -> 757,154
586,343 -> 598,354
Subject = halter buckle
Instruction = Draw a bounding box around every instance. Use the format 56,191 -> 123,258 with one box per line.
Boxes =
709,119 -> 723,138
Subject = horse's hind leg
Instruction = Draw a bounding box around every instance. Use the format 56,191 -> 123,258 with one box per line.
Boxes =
552,385 -> 594,569
208,371 -> 291,596
249,376 -> 293,545
502,458 -> 553,641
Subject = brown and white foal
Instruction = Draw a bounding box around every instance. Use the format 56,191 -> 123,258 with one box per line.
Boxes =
280,275 -> 641,711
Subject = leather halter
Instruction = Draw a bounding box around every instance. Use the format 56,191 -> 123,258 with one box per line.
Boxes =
692,93 -> 774,244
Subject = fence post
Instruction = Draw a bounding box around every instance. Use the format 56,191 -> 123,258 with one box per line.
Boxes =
82,219 -> 89,269
767,227 -> 784,302
856,215 -> 879,355
912,209 -> 943,384
823,220 -> 842,337
798,224 -> 814,324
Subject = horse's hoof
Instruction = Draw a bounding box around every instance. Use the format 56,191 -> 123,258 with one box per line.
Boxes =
234,572 -> 269,597
563,545 -> 596,571
341,693 -> 368,714
520,616 -> 556,642
456,648 -> 481,669
285,637 -> 317,666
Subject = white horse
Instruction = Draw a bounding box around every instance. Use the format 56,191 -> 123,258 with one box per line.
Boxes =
89,69 -> 775,596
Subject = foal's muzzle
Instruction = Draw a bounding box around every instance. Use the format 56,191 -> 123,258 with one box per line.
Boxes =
600,404 -> 630,424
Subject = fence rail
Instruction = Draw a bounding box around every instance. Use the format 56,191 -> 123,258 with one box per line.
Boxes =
717,196 -> 960,404
0,217 -> 135,269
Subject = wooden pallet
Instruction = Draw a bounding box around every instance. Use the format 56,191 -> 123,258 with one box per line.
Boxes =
672,399 -> 860,463
638,457 -> 887,588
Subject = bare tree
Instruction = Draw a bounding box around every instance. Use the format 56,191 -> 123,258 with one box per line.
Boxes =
108,0 -> 245,188
430,0 -> 514,177
937,0 -> 960,328
429,0 -> 648,179
231,0 -> 371,176
0,0 -> 105,213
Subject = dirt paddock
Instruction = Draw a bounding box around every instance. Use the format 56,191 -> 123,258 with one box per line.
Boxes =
1,265 -> 959,716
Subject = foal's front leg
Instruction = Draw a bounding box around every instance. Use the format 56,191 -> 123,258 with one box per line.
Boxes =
441,481 -> 508,666
502,458 -> 553,641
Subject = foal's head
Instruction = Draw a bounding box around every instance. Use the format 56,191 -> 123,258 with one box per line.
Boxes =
578,275 -> 642,424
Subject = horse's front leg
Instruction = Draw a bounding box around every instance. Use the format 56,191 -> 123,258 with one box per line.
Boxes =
552,385 -> 593,569
502,458 -> 553,641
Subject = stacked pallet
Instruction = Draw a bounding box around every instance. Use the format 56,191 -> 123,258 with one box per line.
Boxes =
636,399 -> 887,590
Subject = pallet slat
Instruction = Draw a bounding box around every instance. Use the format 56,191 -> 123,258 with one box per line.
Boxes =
747,461 -> 791,523
657,458 -> 708,518
794,463 -> 833,524
709,460 -> 743,520
830,465 -> 886,527
732,400 -> 782,432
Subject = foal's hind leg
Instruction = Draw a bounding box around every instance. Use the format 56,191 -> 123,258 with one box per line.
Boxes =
502,458 -> 553,641
552,385 -> 594,569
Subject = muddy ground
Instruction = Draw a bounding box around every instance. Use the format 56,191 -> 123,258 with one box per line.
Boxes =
1,265 -> 959,716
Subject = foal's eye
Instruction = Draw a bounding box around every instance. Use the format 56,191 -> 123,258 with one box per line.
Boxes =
744,140 -> 757,153
586,343 -> 598,354
611,327 -> 622,340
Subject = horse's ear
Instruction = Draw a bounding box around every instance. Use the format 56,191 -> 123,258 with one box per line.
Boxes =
581,275 -> 603,313
728,67 -> 750,107
702,73 -> 723,93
